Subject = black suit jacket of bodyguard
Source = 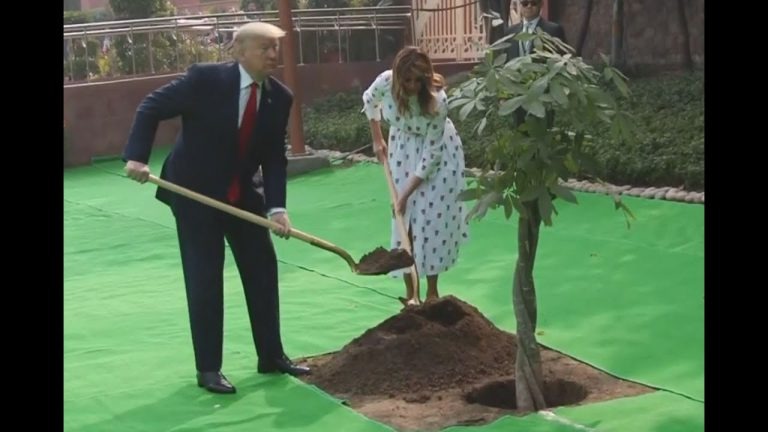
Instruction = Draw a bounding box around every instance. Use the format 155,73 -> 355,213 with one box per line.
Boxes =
504,18 -> 567,59
123,61 -> 292,213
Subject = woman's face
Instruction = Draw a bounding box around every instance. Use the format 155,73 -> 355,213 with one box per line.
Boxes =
401,68 -> 428,95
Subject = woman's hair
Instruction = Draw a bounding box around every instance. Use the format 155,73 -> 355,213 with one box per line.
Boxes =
391,46 -> 438,116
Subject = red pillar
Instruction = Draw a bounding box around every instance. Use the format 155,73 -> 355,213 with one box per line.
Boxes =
278,0 -> 306,155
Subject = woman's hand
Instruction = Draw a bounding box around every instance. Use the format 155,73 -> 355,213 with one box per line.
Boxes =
374,137 -> 388,163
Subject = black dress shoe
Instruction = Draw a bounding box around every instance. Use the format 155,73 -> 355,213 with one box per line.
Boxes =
196,371 -> 236,394
258,354 -> 311,376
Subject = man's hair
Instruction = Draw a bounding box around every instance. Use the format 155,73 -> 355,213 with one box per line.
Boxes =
234,22 -> 286,43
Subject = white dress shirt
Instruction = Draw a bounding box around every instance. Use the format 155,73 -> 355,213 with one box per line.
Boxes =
521,15 -> 541,56
237,64 -> 285,217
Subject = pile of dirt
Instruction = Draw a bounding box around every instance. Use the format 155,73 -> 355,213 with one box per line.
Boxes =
304,295 -> 518,396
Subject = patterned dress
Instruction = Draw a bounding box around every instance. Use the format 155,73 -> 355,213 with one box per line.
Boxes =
363,70 -> 469,277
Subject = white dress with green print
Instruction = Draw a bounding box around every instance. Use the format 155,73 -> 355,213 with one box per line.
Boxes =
362,70 -> 469,277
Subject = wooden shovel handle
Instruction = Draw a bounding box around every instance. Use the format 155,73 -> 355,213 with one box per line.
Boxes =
381,162 -> 420,292
147,175 -> 358,271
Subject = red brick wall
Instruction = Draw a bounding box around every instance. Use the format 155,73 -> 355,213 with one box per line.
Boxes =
551,0 -> 704,71
64,60 -> 477,167
64,75 -> 183,166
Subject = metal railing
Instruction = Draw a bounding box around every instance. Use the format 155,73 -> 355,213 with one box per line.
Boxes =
413,0 -> 487,62
64,7 -> 413,84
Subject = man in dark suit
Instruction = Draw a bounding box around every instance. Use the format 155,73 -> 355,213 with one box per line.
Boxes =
123,22 -> 310,395
504,0 -> 566,60
503,0 -> 567,129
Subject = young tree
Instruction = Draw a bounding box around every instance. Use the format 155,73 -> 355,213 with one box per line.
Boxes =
450,31 -> 635,412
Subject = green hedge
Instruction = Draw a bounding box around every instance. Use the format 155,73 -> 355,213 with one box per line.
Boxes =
302,71 -> 704,190
587,71 -> 704,190
302,91 -> 388,155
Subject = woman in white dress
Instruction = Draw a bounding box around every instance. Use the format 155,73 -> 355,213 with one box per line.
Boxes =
362,46 -> 469,306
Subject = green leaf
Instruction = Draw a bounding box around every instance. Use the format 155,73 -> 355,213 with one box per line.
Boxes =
478,117 -> 488,135
511,197 -> 528,218
551,184 -> 578,204
539,94 -> 554,103
519,185 -> 544,202
587,87 -> 616,109
503,197 -> 514,219
515,32 -> 536,42
466,191 -> 503,222
537,193 -> 554,226
574,85 -> 588,105
459,100 -> 476,121
457,188 -> 479,202
493,53 -> 508,67
613,194 -> 636,229
603,66 -> 614,82
517,144 -> 537,168
487,70 -> 498,93
553,159 -> 572,180
523,100 -> 546,118
529,118 -> 548,139
448,97 -> 471,109
491,32 -> 517,48
612,66 -> 629,81
563,154 -> 579,174
550,80 -> 568,107
498,73 -> 527,94
612,72 -> 631,97
597,108 -> 612,124
499,96 -> 526,116
531,77 -> 548,96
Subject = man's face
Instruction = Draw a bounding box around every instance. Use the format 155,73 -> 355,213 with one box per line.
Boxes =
246,3 -> 258,12
520,0 -> 541,20
238,36 -> 279,75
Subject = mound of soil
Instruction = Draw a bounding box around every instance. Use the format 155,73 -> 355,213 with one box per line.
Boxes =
300,295 -> 653,431
305,296 -> 515,396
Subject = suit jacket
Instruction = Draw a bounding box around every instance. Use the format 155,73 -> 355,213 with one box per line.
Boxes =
504,18 -> 567,60
123,62 -> 292,213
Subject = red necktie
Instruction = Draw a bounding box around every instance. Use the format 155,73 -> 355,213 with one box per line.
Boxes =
227,82 -> 259,204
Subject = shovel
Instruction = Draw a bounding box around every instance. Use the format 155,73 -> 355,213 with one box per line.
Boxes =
380,160 -> 421,305
145,175 -> 414,275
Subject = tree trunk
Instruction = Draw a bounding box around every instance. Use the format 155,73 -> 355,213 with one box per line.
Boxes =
610,0 -> 625,68
676,0 -> 693,70
575,0 -> 594,56
513,200 -> 546,413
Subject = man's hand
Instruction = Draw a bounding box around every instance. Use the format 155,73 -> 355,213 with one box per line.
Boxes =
124,160 -> 150,183
269,212 -> 292,239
